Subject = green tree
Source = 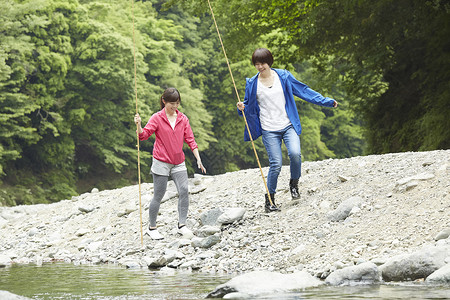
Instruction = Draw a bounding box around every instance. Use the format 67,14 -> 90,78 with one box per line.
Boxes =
1,0 -> 216,206
200,0 -> 449,153
0,1 -> 42,178
1,0 -> 79,205
165,0 -> 365,164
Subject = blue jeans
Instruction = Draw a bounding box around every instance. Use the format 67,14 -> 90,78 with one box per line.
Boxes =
262,125 -> 301,194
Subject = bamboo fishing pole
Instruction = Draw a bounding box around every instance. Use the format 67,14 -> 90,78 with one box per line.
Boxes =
206,0 -> 274,207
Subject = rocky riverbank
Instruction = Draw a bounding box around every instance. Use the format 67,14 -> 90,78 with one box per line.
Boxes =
1,150 -> 449,297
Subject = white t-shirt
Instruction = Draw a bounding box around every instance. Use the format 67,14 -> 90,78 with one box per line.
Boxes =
169,115 -> 177,129
256,73 -> 291,131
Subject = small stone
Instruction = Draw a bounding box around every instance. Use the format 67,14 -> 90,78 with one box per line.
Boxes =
434,228 -> 450,241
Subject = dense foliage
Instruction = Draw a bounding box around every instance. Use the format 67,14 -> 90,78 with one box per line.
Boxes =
0,0 -> 215,205
1,0 -> 447,205
173,0 -> 449,153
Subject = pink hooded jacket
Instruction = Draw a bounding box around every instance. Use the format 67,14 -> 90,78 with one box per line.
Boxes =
139,109 -> 198,165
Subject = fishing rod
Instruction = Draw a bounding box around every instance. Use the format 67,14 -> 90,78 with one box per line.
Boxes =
206,0 -> 274,207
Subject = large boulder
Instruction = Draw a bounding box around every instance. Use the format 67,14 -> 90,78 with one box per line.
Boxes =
425,264 -> 450,284
326,262 -> 381,285
0,291 -> 31,300
380,245 -> 450,281
206,270 -> 323,298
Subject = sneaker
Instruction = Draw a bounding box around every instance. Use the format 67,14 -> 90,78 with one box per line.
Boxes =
145,228 -> 164,240
177,225 -> 194,239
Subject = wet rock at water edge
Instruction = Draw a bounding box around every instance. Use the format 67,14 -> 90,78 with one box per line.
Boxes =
206,270 -> 323,298
325,262 -> 381,285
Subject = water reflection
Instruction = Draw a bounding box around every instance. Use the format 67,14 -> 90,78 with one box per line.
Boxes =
0,263 -> 231,299
0,263 -> 448,299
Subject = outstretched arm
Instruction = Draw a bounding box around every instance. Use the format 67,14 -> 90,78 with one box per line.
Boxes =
288,71 -> 336,107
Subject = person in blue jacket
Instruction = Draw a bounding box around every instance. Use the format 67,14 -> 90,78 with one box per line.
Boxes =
237,48 -> 338,213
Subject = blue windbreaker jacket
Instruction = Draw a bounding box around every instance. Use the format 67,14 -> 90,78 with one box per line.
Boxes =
238,68 -> 335,141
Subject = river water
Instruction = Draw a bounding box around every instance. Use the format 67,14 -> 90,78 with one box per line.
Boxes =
0,263 -> 449,299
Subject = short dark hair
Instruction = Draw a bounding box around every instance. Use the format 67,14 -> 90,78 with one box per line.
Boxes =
160,87 -> 181,109
251,48 -> 274,67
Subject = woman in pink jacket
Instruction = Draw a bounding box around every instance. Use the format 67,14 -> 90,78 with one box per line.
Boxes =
134,87 -> 206,240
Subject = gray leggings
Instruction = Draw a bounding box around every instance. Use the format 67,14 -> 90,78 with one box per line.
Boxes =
149,171 -> 189,228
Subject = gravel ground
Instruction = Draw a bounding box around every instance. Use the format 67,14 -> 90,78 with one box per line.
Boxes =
0,150 -> 449,277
